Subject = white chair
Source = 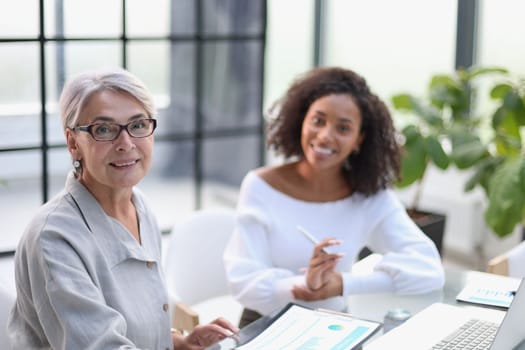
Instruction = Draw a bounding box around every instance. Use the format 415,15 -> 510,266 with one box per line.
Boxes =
487,240 -> 525,277
0,284 -> 15,349
163,208 -> 242,333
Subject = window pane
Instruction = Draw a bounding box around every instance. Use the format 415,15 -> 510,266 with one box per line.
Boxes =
45,43 -> 61,107
63,42 -> 121,75
44,42 -> 66,145
150,140 -> 194,179
203,0 -> 265,35
44,107 -> 64,145
49,147 -> 72,198
324,0 -> 457,99
0,113 -> 40,148
203,135 -> 260,189
127,0 -> 170,36
165,43 -> 196,134
478,0 -> 525,76
0,151 -> 42,251
141,140 -> 196,230
128,42 -> 170,107
265,0 -> 314,110
44,0 -> 57,36
62,0 -> 121,37
0,43 -> 40,105
202,41 -> 263,131
0,0 -> 39,37
170,0 -> 196,35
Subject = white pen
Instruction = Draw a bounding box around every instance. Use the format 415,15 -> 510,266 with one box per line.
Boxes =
297,225 -> 330,254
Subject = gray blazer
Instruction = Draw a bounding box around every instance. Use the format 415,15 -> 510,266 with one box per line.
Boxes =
8,172 -> 172,350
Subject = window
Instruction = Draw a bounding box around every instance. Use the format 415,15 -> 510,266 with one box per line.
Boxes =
322,0 -> 457,101
478,0 -> 525,76
0,0 -> 266,252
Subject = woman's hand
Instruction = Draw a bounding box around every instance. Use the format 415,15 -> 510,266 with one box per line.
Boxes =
305,238 -> 343,290
292,271 -> 343,301
173,317 -> 239,350
290,237 -> 343,302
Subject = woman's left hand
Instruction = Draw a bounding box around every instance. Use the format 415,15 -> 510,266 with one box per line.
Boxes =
292,272 -> 343,301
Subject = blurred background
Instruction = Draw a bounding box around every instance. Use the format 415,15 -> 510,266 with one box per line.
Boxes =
1,0 -> 524,271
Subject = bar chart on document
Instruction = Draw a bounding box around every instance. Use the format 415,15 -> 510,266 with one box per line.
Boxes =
236,304 -> 380,350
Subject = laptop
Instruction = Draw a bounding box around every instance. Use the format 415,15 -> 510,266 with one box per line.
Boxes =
365,279 -> 525,350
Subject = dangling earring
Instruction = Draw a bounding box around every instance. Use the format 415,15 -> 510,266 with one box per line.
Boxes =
72,159 -> 82,178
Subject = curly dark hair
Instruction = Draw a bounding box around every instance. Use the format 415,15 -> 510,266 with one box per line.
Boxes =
266,66 -> 401,195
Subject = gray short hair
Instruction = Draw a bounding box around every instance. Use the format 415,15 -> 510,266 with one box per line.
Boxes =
59,67 -> 156,130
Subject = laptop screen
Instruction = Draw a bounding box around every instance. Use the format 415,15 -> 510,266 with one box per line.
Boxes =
491,278 -> 525,350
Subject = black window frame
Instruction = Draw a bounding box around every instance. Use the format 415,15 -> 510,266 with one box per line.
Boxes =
0,0 -> 266,255
0,0 -> 266,207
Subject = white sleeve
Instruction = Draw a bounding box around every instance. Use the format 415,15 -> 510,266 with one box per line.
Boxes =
223,177 -> 304,315
344,193 -> 445,295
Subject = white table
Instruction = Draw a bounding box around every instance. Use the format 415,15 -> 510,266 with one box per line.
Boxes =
348,267 -> 515,324
207,266 -> 518,349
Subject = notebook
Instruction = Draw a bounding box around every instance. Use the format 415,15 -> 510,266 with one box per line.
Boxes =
456,277 -> 521,309
365,278 -> 525,350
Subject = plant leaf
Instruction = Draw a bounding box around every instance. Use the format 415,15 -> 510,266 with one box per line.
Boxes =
491,83 -> 513,100
429,75 -> 469,116
493,110 -> 521,156
503,90 -> 525,126
401,124 -> 420,143
467,66 -> 508,79
425,135 -> 449,169
484,158 -> 525,237
392,94 -> 442,127
463,157 -> 503,194
391,94 -> 413,111
451,139 -> 489,169
397,133 -> 427,188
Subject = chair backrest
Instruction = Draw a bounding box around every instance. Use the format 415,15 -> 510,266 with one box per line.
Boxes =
487,254 -> 509,276
0,284 -> 15,350
164,208 -> 236,306
488,241 -> 525,277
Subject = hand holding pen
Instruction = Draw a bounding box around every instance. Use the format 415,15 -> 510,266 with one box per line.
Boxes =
297,225 -> 342,255
296,225 -> 345,292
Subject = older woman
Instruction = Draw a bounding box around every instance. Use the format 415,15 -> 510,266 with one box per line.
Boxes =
8,68 -> 237,349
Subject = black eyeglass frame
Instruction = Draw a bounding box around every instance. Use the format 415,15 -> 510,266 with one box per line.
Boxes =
71,118 -> 157,142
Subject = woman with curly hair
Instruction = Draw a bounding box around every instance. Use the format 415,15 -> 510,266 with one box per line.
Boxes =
224,67 -> 444,327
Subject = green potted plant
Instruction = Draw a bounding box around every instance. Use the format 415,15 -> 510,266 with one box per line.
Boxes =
390,66 -> 508,253
463,73 -> 525,238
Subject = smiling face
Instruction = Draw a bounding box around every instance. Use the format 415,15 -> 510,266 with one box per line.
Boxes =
66,89 -> 154,194
300,94 -> 364,172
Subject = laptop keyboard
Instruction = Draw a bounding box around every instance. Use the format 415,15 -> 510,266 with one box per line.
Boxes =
430,318 -> 498,350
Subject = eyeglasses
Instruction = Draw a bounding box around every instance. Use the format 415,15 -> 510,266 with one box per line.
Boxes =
72,118 -> 157,142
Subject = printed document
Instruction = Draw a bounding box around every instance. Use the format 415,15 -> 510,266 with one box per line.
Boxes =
236,304 -> 380,350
